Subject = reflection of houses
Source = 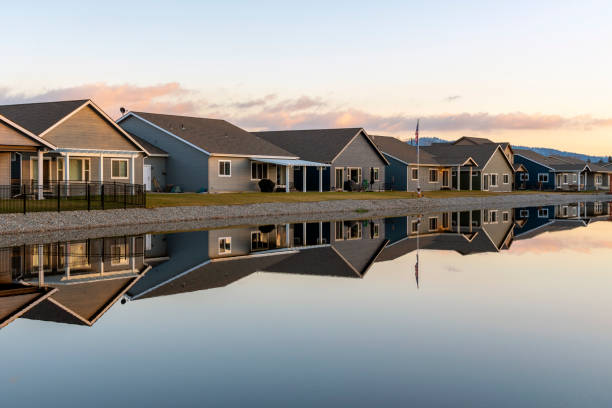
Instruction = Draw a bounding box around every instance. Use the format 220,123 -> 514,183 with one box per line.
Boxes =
378,208 -> 515,261
0,236 -> 149,327
128,220 -> 388,300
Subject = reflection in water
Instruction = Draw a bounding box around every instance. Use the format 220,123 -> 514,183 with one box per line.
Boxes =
0,201 -> 610,330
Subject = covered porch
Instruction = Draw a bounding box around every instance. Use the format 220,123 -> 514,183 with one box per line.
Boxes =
450,158 -> 480,191
250,158 -> 330,192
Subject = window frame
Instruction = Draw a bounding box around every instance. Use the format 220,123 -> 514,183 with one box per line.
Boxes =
250,162 -> 268,180
538,173 -> 549,183
503,174 -> 510,184
538,208 -> 549,218
490,173 -> 498,187
111,158 -> 129,180
335,221 -> 344,240
519,209 -> 529,218
372,167 -> 380,182
428,217 -> 438,231
502,211 -> 510,222
520,173 -> 529,181
372,223 -> 379,238
428,169 -> 438,183
410,220 -> 419,234
411,168 -> 419,181
218,160 -> 232,178
218,237 -> 232,254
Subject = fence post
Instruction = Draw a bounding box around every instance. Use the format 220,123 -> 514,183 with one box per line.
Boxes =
101,184 -> 105,210
124,183 -> 127,209
87,183 -> 91,211
23,184 -> 26,214
57,183 -> 61,212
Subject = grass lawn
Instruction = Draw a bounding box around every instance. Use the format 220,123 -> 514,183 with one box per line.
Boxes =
145,190 -> 592,209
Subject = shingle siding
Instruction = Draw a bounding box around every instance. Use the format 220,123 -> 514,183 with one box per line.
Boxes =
119,116 -> 209,192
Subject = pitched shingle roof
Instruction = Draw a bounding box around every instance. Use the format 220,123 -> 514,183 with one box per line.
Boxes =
452,136 -> 495,145
0,100 -> 88,135
254,128 -> 387,163
128,133 -> 168,156
130,112 -> 296,157
424,143 -> 500,170
373,135 -> 440,165
514,149 -> 591,171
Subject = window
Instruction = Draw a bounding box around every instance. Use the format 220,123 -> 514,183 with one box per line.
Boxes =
503,174 -> 510,184
349,168 -> 362,183
595,175 -> 603,185
561,206 -> 569,217
483,174 -> 490,191
335,221 -> 344,240
251,162 -> 267,180
411,168 -> 419,180
219,237 -> 231,254
348,223 -> 362,239
251,231 -> 269,250
538,208 -> 549,218
490,174 -> 498,187
428,217 -> 438,231
502,212 -> 510,222
483,209 -> 490,223
11,152 -> 17,161
371,167 -> 379,182
372,223 -> 379,238
442,212 -> 449,229
572,174 -> 577,183
490,210 -> 498,223
219,160 -> 231,177
519,209 -> 529,218
429,169 -> 438,183
111,243 -> 128,265
111,159 -> 128,179
411,220 -> 419,233
538,173 -> 549,183
520,173 -> 529,181
57,158 -> 64,181
594,202 -> 603,213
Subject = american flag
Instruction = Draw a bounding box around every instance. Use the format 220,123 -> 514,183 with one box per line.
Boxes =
415,119 -> 420,144
414,254 -> 419,289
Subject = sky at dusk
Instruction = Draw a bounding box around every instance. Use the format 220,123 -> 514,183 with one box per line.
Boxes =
1,0 -> 611,155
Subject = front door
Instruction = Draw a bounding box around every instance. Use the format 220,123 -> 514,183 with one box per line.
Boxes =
32,158 -> 51,185
442,170 -> 449,188
144,164 -> 152,191
335,168 -> 344,190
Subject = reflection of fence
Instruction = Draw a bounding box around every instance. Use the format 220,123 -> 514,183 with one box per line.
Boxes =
0,181 -> 146,214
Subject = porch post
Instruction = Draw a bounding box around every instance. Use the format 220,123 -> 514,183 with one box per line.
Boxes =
285,223 -> 290,247
99,153 -> 104,182
303,222 -> 307,246
469,210 -> 473,233
469,167 -> 473,190
302,166 -> 307,192
577,171 -> 581,191
38,244 -> 44,286
285,166 -> 290,193
130,155 -> 135,184
65,243 -> 71,279
456,211 -> 460,234
319,221 -> 323,245
457,166 -> 461,191
318,167 -> 323,192
130,237 -> 136,273
37,149 -> 44,200
65,152 -> 70,196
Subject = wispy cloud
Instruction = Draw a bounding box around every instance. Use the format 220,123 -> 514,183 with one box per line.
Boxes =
445,95 -> 461,102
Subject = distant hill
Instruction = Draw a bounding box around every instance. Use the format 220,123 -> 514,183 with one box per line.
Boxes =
406,137 -> 611,164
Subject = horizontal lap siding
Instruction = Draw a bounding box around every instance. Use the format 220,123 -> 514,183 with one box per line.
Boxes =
408,166 -> 449,192
384,155 -> 407,191
208,156 -> 259,192
119,116 -> 208,192
0,123 -> 39,147
0,153 -> 9,184
145,157 -> 167,190
513,155 -> 554,190
483,150 -> 513,192
332,133 -> 387,190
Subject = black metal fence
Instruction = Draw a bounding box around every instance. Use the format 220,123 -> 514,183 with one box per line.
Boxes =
0,181 -> 146,214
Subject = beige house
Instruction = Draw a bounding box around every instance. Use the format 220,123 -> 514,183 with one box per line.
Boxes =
0,100 -> 146,197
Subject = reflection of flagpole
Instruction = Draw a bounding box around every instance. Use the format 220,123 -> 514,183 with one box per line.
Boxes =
416,119 -> 421,198
415,214 -> 421,289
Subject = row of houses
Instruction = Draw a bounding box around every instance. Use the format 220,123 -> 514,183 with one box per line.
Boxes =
2,200 -> 609,328
1,98 -> 610,194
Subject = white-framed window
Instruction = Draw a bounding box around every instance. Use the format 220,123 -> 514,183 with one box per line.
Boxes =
219,237 -> 231,254
111,243 -> 128,265
519,209 -> 529,218
348,167 -> 362,183
411,168 -> 419,180
111,159 -> 128,180
483,209 -> 490,223
490,210 -> 498,223
411,220 -> 419,233
57,158 -> 64,181
219,160 -> 231,177
483,174 -> 490,191
251,162 -> 267,180
538,173 -> 549,183
502,211 -> 510,222
251,231 -> 269,250
429,169 -> 438,183
563,174 -> 568,184
490,174 -> 498,187
572,174 -> 577,183
372,167 -> 379,182
372,223 -> 379,238
594,202 -> 603,213
561,206 -> 569,217
595,175 -> 603,185
428,217 -> 438,231
348,223 -> 362,239
335,221 -> 344,240
520,173 -> 529,181
538,208 -> 549,218
503,174 -> 509,184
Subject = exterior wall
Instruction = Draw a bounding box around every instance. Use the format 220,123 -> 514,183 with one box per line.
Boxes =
0,123 -> 39,147
44,106 -> 139,151
0,153 -> 9,185
331,219 -> 386,274
480,208 -> 514,247
145,157 -> 167,191
119,116 -> 209,192
585,172 -> 609,190
331,132 -> 387,191
554,172 -> 581,190
481,149 -> 513,192
383,154 -> 407,191
208,156 -> 259,193
409,165 -> 451,192
513,155 -> 555,190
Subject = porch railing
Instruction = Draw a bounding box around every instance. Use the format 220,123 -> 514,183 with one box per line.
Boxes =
0,181 -> 146,214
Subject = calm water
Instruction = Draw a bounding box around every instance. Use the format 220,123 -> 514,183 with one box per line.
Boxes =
1,201 -> 612,407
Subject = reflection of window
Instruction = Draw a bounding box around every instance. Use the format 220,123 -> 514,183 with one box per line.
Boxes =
594,202 -> 603,213
538,173 -> 549,183
429,169 -> 438,183
411,168 -> 419,180
428,217 -> 438,231
219,160 -> 231,177
537,208 -> 549,218
490,211 -> 498,223
111,159 -> 128,179
562,206 -> 569,217
68,242 -> 90,268
111,244 -> 128,265
411,220 -> 419,233
442,213 -> 449,229
219,237 -> 231,254
372,223 -> 379,238
335,221 -> 344,240
348,223 -> 362,239
251,231 -> 269,250
502,212 -> 510,222
251,162 -> 267,180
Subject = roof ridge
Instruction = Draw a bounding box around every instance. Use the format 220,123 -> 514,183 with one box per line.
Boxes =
0,99 -> 89,108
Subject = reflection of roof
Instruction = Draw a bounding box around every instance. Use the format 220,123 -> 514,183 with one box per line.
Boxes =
123,112 -> 296,157
0,285 -> 57,329
514,219 -> 588,240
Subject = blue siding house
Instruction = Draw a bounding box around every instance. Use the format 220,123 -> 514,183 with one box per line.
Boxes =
514,149 -> 555,190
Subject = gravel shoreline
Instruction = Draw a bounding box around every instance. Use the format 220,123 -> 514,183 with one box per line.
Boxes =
0,192 -> 608,247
